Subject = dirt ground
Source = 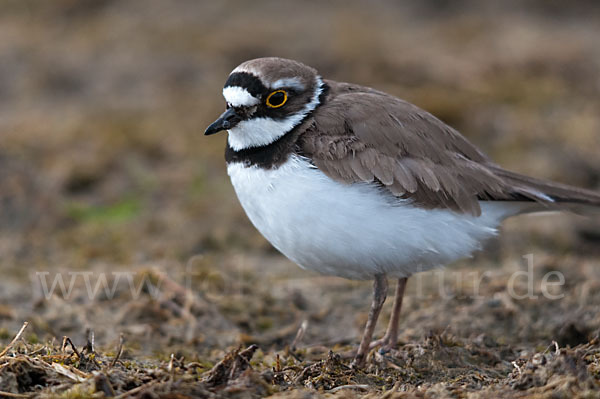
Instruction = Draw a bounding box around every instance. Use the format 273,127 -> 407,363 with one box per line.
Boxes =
1,1 -> 600,397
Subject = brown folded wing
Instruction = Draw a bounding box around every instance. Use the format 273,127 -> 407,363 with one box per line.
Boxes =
299,81 -> 600,216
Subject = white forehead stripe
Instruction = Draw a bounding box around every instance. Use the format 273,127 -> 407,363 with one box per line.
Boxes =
272,77 -> 305,91
222,86 -> 260,107
231,64 -> 305,91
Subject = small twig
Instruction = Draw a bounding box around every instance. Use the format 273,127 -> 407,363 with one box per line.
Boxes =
113,381 -> 158,399
185,361 -> 205,370
0,390 -> 33,398
290,319 -> 308,350
0,322 -> 29,358
84,329 -> 95,354
61,337 -> 82,360
110,334 -> 124,368
228,345 -> 258,380
542,340 -> 560,356
328,384 -> 370,393
274,354 -> 281,373
512,361 -> 522,375
167,353 -> 175,373
27,346 -> 47,356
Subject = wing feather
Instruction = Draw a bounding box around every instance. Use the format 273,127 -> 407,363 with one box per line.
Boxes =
298,80 -> 600,215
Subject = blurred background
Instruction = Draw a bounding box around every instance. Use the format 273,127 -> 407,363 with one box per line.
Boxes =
1,0 -> 600,358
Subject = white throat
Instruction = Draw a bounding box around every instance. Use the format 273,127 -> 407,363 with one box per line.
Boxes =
226,77 -> 324,151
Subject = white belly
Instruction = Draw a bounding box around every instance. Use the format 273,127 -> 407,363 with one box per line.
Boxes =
227,155 -> 520,280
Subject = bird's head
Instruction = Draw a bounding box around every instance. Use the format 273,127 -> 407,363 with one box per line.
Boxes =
205,57 -> 324,151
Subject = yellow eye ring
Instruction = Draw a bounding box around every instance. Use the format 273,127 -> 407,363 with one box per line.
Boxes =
266,90 -> 287,108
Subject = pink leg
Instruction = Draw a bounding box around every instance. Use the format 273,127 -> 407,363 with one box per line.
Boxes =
352,274 -> 388,368
370,277 -> 408,351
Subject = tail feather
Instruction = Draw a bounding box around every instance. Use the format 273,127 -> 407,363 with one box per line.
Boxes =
490,167 -> 600,213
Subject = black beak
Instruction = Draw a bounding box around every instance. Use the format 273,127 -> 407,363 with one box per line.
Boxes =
204,108 -> 242,136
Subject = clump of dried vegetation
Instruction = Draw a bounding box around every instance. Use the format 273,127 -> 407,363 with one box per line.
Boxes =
1,321 -> 599,397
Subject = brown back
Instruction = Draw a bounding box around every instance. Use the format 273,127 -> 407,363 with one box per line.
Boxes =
299,80 -> 600,216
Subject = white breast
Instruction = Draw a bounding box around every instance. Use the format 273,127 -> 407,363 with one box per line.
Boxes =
227,155 -> 521,280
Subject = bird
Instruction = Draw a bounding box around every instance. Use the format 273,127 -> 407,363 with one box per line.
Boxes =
204,57 -> 600,367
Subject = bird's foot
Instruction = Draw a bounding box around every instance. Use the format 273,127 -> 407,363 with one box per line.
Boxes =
351,338 -> 398,368
350,354 -> 365,369
368,335 -> 397,353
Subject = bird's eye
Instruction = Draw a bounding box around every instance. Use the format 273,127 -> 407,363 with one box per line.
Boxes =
266,90 -> 287,108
